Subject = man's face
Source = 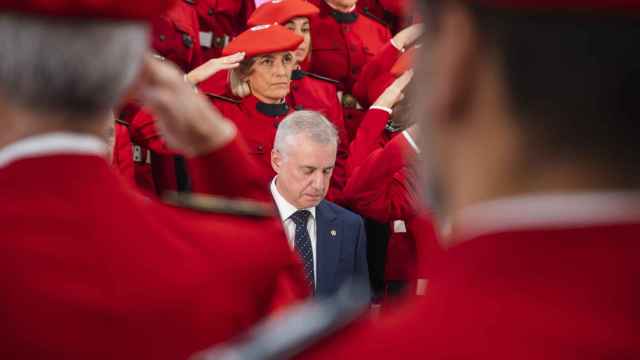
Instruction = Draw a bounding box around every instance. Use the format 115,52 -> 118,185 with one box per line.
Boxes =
247,52 -> 296,103
272,133 -> 337,209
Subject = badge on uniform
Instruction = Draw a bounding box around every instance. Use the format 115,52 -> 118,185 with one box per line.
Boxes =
200,31 -> 213,48
393,220 -> 407,233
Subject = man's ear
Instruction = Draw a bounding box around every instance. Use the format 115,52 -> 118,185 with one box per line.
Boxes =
429,1 -> 479,123
271,148 -> 282,174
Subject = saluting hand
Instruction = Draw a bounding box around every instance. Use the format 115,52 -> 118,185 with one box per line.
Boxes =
185,52 -> 245,85
372,70 -> 414,110
392,23 -> 424,50
136,54 -> 237,156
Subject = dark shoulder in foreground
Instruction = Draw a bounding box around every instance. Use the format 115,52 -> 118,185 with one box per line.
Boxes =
163,191 -> 274,218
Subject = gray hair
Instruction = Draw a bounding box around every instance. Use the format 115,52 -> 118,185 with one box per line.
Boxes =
274,110 -> 338,155
0,14 -> 148,118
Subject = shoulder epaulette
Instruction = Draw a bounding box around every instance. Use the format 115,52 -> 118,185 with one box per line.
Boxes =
300,71 -> 341,86
204,92 -> 242,104
163,191 -> 274,218
115,119 -> 130,127
360,8 -> 390,27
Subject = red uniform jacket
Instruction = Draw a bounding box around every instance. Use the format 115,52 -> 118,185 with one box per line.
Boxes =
352,42 -> 402,108
114,105 -> 159,196
300,197 -> 640,359
151,0 -> 203,72
344,109 -> 439,282
195,0 -> 255,61
307,0 -> 391,141
112,122 -> 135,182
211,93 -> 347,202
0,135 -> 309,360
308,0 -> 391,94
123,109 -> 181,195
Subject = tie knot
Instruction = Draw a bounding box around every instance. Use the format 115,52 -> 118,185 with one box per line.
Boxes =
290,210 -> 311,226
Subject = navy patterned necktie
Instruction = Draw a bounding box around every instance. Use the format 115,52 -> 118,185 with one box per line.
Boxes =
290,210 -> 315,291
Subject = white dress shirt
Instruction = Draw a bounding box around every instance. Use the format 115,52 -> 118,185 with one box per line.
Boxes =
270,177 -> 318,287
0,132 -> 107,169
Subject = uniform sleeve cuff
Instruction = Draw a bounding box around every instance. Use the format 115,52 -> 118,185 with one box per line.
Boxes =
390,38 -> 405,53
369,106 -> 393,115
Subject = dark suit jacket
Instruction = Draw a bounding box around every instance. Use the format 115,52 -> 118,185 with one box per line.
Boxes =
315,200 -> 370,298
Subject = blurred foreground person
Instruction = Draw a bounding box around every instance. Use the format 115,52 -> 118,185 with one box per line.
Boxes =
0,2 -> 309,359
196,0 -> 640,358
270,111 -> 370,298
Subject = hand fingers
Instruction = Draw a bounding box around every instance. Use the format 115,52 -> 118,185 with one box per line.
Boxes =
218,62 -> 241,70
394,70 -> 414,91
219,52 -> 245,64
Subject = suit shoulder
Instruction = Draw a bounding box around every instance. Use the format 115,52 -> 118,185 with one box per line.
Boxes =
322,200 -> 363,225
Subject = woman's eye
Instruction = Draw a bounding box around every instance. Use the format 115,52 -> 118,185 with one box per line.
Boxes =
302,27 -> 310,33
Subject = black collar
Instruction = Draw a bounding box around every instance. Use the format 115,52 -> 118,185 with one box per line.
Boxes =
291,69 -> 306,80
330,9 -> 358,24
256,101 -> 289,117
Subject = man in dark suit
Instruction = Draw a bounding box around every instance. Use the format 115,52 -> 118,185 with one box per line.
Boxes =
270,110 -> 370,298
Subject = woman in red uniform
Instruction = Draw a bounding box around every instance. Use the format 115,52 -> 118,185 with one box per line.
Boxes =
245,0 -> 349,201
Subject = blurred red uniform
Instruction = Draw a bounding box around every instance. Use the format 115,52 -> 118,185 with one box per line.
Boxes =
113,106 -> 159,196
0,133 -> 309,360
112,121 -> 135,182
343,109 -> 440,293
299,197 -> 640,358
151,0 -> 203,72
307,0 -> 392,141
194,0 -> 256,61
352,42 -> 404,108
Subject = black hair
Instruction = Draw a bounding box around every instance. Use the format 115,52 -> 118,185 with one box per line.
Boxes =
421,1 -> 640,181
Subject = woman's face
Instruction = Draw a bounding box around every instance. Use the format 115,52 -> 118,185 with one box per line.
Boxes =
246,52 -> 296,103
285,17 -> 311,64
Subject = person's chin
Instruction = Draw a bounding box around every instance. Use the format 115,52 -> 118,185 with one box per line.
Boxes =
267,87 -> 290,99
302,195 -> 323,207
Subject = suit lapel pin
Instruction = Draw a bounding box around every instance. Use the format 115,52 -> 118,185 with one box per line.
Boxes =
330,230 -> 337,237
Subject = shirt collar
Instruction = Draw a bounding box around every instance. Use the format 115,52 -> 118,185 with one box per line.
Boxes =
270,177 -> 317,222
0,132 -> 107,169
445,191 -> 640,247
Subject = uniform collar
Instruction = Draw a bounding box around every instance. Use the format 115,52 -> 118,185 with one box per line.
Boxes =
270,177 -> 317,222
250,95 -> 289,117
291,69 -> 306,81
0,132 -> 106,169
323,1 -> 358,23
446,191 -> 640,247
330,9 -> 358,23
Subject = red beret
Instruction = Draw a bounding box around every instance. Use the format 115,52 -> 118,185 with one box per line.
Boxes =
247,0 -> 320,27
391,47 -> 417,77
467,0 -> 640,10
222,24 -> 304,58
0,0 -> 177,20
